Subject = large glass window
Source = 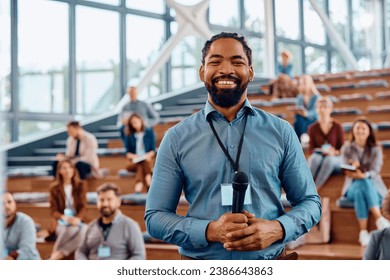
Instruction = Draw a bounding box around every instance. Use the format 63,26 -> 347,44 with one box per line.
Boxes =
244,0 -> 265,33
209,0 -> 240,28
171,35 -> 202,91
76,6 -> 120,115
303,0 -> 326,46
305,47 -> 327,74
18,120 -> 65,142
90,0 -> 120,5
275,0 -> 300,40
277,42 -> 302,76
0,0 -> 10,112
329,0 -> 349,46
126,0 -> 165,14
126,14 -> 165,99
0,119 -> 10,145
331,52 -> 347,73
18,0 -> 68,113
248,37 -> 266,77
351,0 -> 372,53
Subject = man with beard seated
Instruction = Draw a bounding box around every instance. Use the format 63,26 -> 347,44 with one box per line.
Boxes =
2,192 -> 41,260
75,183 -> 146,260
145,32 -> 321,260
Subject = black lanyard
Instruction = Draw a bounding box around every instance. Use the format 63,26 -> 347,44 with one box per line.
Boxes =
99,220 -> 113,242
207,113 -> 248,173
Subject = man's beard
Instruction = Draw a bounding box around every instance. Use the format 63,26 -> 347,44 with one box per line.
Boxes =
206,75 -> 248,108
100,207 -> 116,218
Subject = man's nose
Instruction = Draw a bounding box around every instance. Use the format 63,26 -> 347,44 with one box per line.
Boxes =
219,61 -> 234,75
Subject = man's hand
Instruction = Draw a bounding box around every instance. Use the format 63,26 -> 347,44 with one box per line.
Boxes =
206,213 -> 250,244
223,211 -> 284,251
55,153 -> 66,161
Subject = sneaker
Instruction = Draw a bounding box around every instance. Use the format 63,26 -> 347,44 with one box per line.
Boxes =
375,216 -> 390,230
359,230 -> 370,247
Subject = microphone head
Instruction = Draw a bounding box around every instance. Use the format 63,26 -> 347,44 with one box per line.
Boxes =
232,171 -> 249,192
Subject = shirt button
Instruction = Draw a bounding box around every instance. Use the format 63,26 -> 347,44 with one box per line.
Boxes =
230,145 -> 235,149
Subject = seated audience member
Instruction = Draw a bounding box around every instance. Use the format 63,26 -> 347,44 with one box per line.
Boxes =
46,160 -> 88,260
293,75 -> 320,141
382,189 -> 390,221
340,118 -> 390,246
75,183 -> 146,260
307,96 -> 344,189
117,86 -> 160,144
51,121 -> 100,180
120,113 -> 156,193
270,73 -> 298,100
276,50 -> 293,77
364,190 -> 390,259
363,227 -> 390,260
2,192 -> 41,260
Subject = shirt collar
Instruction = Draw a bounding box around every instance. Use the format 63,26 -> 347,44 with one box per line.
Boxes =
204,99 -> 254,121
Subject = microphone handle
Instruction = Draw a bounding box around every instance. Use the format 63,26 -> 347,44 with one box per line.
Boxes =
232,190 -> 246,213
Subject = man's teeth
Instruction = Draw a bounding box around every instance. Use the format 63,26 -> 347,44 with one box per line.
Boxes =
217,80 -> 235,85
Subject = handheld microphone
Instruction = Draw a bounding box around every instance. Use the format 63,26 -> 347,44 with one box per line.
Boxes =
232,171 -> 249,213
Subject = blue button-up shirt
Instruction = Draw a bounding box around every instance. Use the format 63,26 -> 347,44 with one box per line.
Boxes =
145,99 -> 321,260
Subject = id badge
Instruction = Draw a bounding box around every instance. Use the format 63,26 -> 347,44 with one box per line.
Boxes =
64,208 -> 75,217
98,245 -> 111,258
221,183 -> 252,206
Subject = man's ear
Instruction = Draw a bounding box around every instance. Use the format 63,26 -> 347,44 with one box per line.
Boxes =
249,66 -> 254,82
199,65 -> 205,82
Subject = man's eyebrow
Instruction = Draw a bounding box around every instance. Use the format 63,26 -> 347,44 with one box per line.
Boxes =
208,54 -> 223,60
231,55 -> 245,60
208,54 -> 245,60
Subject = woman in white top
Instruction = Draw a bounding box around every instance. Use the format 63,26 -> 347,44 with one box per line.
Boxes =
120,113 -> 156,193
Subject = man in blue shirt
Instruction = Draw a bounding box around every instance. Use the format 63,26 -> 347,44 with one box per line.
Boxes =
145,32 -> 322,260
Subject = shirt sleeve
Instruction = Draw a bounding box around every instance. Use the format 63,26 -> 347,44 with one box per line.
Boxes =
382,190 -> 390,220
305,95 -> 319,120
145,128 -> 210,249
126,220 -> 146,260
363,231 -> 379,260
77,133 -> 98,164
75,225 -> 91,260
368,147 -> 383,178
276,125 -> 322,243
16,217 -> 39,260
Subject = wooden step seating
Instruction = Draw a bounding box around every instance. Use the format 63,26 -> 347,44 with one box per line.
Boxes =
105,119 -> 182,151
289,170 -> 390,260
22,198 -> 188,260
7,174 -> 137,194
17,201 -> 189,233
36,241 -> 181,260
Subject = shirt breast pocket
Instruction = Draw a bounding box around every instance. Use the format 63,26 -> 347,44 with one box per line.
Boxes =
250,152 -> 280,190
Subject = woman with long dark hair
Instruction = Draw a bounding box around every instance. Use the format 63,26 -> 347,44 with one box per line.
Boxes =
121,113 -> 156,193
340,118 -> 390,246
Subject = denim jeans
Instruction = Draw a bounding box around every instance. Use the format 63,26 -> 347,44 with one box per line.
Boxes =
345,178 -> 382,219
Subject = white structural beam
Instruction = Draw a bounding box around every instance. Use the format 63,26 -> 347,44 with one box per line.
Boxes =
115,0 -> 212,111
264,0 -> 275,78
309,0 -> 359,70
